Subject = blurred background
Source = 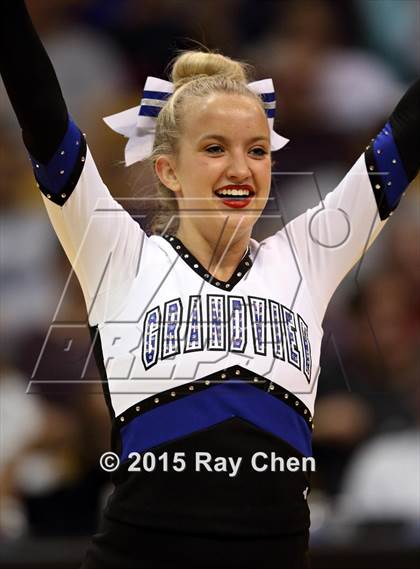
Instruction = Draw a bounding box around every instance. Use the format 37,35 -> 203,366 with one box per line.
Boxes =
0,0 -> 419,567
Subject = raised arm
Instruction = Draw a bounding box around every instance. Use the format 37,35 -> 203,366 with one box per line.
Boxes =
367,79 -> 419,219
284,80 -> 419,324
1,1 -> 144,325
0,1 -> 68,163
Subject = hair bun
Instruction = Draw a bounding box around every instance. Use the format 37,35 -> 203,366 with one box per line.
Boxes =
171,51 -> 249,89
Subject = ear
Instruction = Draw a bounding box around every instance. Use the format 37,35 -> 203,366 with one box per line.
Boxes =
155,155 -> 181,194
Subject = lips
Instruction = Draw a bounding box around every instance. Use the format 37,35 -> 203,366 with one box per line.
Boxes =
214,185 -> 255,209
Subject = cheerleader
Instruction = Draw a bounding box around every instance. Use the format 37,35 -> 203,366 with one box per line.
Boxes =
1,2 -> 418,568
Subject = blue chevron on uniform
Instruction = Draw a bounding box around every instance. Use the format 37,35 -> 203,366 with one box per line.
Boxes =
120,379 -> 312,461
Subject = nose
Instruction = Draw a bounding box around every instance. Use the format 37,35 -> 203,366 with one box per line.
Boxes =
226,150 -> 251,182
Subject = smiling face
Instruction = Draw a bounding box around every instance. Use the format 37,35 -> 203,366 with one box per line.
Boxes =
155,92 -> 272,244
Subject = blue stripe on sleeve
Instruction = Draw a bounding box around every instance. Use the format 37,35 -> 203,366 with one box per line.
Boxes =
373,121 -> 408,210
30,117 -> 85,205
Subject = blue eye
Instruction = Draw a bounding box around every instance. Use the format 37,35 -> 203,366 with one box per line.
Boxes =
250,147 -> 268,157
206,144 -> 268,156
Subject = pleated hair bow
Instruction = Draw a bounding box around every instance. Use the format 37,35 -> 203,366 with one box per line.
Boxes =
103,76 -> 289,166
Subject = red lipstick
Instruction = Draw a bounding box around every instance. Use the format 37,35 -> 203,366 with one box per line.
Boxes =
214,185 -> 255,209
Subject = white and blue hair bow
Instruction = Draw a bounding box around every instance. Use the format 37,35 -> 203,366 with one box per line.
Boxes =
103,76 -> 289,166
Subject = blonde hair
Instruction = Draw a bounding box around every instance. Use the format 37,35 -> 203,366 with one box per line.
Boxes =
148,50 -> 265,235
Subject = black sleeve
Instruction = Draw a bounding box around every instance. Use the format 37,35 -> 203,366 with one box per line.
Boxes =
0,0 -> 68,164
389,78 -> 420,184
365,78 -> 419,220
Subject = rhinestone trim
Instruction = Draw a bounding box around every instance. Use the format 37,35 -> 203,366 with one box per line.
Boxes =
365,122 -> 408,221
365,144 -> 397,220
34,127 -> 87,207
161,234 -> 253,290
115,365 -> 314,431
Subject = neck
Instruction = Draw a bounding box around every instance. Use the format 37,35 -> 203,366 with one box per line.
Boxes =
175,222 -> 251,282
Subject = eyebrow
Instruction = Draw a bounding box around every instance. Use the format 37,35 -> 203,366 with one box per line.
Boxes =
198,134 -> 270,144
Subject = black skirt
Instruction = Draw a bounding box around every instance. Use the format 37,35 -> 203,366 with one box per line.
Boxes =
80,514 -> 310,569
81,419 -> 312,568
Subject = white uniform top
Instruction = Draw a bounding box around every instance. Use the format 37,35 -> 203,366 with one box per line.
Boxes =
40,145 -> 386,420
31,115 -> 407,532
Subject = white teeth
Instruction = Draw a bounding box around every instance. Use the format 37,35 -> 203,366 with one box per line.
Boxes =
216,188 -> 251,197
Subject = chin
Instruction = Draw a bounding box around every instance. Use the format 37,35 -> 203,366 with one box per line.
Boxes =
212,210 -> 259,235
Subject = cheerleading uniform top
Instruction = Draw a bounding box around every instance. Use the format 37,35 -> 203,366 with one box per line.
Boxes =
2,0 -> 419,539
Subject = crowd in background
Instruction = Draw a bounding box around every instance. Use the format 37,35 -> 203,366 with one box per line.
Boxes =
1,0 -> 419,546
